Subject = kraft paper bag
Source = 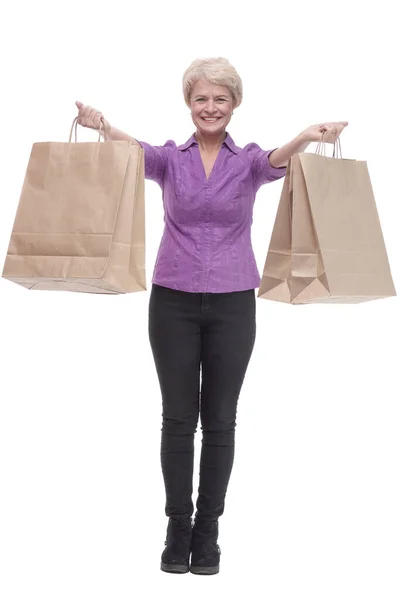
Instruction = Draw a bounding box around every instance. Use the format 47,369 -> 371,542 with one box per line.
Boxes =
258,138 -> 397,304
1,117 -> 146,294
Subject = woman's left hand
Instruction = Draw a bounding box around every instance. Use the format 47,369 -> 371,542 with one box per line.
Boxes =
301,121 -> 349,143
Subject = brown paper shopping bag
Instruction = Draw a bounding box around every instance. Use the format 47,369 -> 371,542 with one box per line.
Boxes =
258,137 -> 397,304
2,117 -> 146,294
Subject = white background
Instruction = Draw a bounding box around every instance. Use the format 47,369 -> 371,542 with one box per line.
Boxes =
1,1 -> 399,599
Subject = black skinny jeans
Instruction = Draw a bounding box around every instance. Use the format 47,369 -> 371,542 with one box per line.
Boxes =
148,283 -> 256,522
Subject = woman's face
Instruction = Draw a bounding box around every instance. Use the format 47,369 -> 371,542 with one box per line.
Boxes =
190,79 -> 234,137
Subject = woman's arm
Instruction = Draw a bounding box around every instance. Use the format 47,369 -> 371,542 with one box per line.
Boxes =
269,134 -> 311,168
98,122 -> 170,186
98,122 -> 140,146
269,121 -> 348,167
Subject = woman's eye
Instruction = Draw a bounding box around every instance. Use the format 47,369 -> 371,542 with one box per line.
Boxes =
195,98 -> 226,102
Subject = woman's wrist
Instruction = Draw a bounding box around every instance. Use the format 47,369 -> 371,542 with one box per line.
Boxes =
98,123 -> 140,145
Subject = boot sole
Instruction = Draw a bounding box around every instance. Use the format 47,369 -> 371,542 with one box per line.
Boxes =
161,562 -> 189,574
190,564 -> 220,575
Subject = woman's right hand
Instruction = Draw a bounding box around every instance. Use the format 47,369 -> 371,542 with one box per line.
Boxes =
75,101 -> 109,131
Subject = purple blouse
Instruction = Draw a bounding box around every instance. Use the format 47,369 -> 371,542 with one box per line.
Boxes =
139,132 -> 286,293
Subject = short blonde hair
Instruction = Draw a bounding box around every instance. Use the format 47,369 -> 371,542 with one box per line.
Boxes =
182,57 -> 243,109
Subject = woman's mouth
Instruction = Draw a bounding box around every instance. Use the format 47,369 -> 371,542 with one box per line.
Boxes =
201,117 -> 221,123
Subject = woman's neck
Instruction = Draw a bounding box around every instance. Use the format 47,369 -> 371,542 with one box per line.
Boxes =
195,130 -> 227,153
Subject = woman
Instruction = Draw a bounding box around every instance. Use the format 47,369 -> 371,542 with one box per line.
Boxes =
76,57 -> 347,576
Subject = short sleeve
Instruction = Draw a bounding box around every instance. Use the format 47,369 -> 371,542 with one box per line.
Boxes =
245,143 -> 287,191
137,140 -> 174,187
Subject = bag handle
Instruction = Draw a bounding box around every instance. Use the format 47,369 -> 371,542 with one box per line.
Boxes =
68,116 -> 109,143
65,117 -> 109,160
315,131 -> 343,159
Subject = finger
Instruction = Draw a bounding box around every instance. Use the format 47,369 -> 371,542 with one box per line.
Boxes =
94,113 -> 103,128
76,101 -> 83,109
81,106 -> 92,118
90,109 -> 102,127
80,106 -> 93,125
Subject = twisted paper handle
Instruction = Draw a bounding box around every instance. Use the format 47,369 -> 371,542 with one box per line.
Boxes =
315,131 -> 342,159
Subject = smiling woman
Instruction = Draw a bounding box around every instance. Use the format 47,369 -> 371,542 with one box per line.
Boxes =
73,52 -> 351,579
73,63 -> 351,572
182,58 -> 242,154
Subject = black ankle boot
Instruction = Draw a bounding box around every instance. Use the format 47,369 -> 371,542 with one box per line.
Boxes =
160,517 -> 193,574
190,518 -> 221,575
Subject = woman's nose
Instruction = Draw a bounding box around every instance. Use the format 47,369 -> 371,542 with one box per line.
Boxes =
205,101 -> 217,113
